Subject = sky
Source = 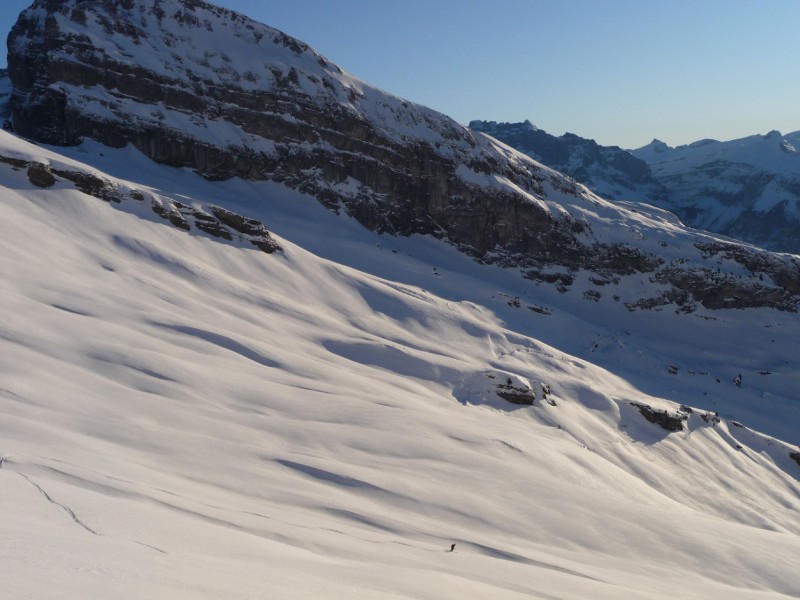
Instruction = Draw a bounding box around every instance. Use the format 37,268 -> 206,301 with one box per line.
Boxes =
1,0 -> 798,148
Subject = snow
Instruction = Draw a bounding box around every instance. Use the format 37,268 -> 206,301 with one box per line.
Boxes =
634,132 -> 800,175
56,81 -> 279,155
1,128 -> 799,599
628,131 -> 800,237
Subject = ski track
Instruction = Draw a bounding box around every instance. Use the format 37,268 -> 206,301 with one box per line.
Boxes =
135,541 -> 169,555
17,472 -> 100,536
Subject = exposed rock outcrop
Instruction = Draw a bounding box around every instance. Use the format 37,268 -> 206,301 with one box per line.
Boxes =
495,380 -> 536,405
631,402 -> 688,432
1,151 -> 281,253
27,161 -> 55,188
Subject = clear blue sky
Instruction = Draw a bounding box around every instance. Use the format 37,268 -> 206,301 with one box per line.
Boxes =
2,0 -> 798,148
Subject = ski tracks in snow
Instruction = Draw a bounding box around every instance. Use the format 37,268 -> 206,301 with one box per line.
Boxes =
1,454 -> 97,535
1,455 -> 168,554
16,471 -> 100,536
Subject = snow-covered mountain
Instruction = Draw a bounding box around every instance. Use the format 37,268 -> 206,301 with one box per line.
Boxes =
2,1 -> 800,598
470,121 -> 800,254
8,0 -> 800,313
632,132 -> 800,253
470,120 -> 666,203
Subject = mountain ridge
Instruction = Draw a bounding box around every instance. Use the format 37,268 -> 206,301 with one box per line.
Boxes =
631,130 -> 800,253
9,0 -> 800,316
472,118 -> 800,254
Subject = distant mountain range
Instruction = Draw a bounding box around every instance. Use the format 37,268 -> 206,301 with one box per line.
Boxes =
633,132 -> 800,252
469,120 -> 666,203
471,121 -> 800,253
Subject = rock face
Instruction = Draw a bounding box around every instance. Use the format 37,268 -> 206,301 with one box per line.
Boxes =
494,380 -> 536,405
26,161 -> 56,188
632,133 -> 800,254
7,0 -> 800,311
8,0 -> 575,261
470,120 -> 666,203
631,402 -> 687,432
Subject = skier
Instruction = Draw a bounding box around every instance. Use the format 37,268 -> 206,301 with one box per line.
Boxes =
448,543 -> 456,552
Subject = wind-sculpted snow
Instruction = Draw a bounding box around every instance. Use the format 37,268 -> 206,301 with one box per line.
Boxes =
1,128 -> 800,599
3,2 -> 800,597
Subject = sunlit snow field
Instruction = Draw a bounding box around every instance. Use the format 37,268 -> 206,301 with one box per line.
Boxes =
1,131 -> 799,599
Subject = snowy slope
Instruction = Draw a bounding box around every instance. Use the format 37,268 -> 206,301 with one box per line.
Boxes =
1,129 -> 800,600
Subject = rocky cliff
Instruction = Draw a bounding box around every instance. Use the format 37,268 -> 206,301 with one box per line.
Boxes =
8,0 -> 576,260
7,0 -> 800,311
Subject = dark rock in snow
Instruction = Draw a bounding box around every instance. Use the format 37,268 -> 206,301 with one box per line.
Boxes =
1,150 -> 281,254
631,402 -> 687,432
495,381 -> 536,405
52,168 -> 118,201
27,162 -> 55,187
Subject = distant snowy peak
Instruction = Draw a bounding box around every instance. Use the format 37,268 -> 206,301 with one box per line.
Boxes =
484,118 -> 800,253
632,130 -> 800,171
631,138 -> 671,161
632,130 -> 800,253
